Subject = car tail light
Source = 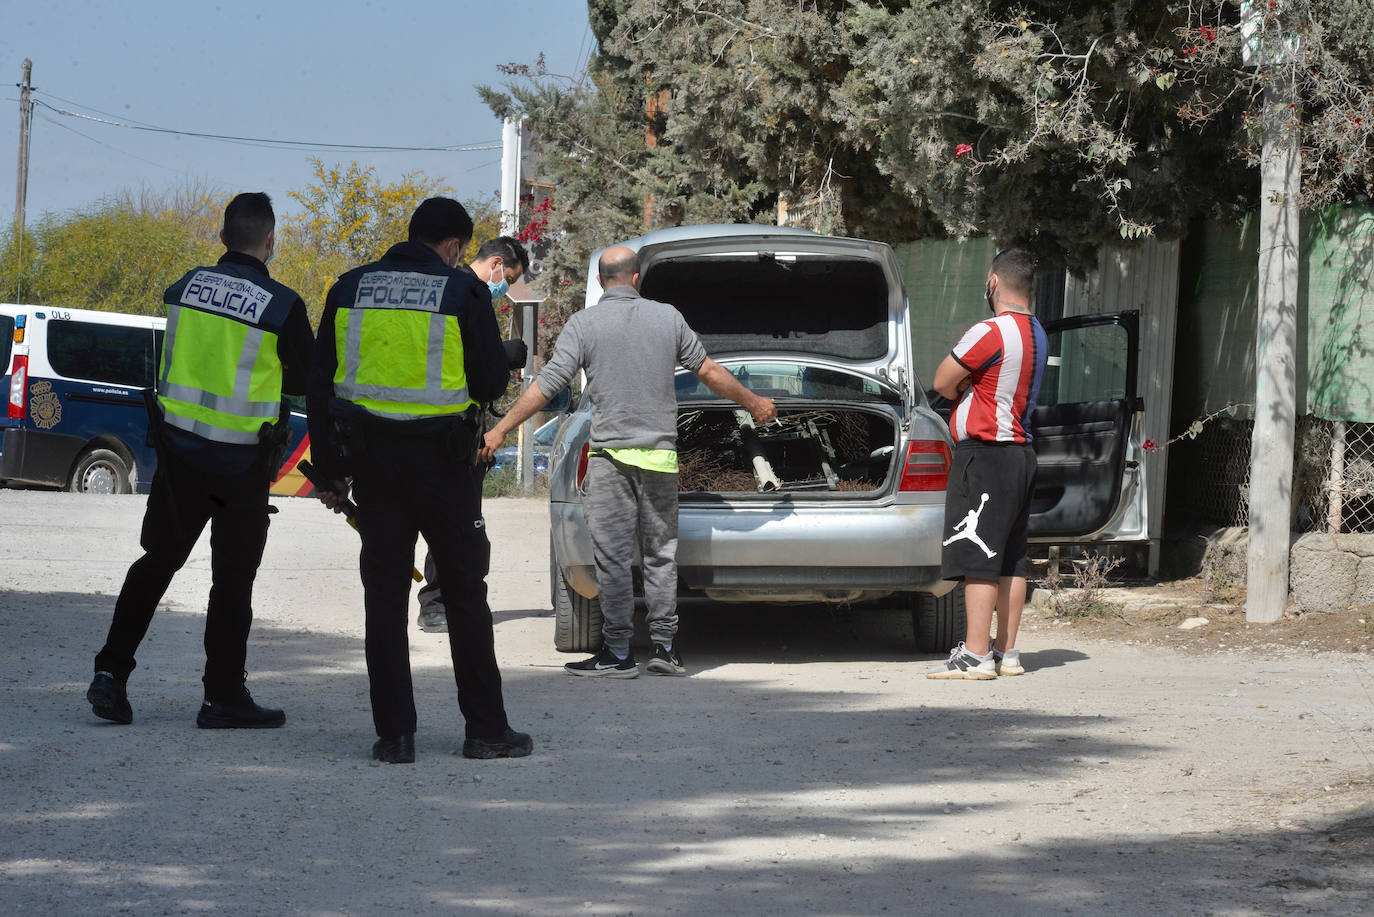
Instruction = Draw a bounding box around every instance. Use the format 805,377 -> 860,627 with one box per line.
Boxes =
898,439 -> 950,492
8,355 -> 26,419
575,443 -> 590,491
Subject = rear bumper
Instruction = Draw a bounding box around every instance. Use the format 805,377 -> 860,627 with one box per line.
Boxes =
551,499 -> 950,603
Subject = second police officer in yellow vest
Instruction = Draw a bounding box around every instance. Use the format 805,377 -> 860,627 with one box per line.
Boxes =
307,197 -> 531,765
88,192 -> 314,728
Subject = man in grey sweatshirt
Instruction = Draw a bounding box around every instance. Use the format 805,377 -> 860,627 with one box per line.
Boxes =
478,245 -> 775,677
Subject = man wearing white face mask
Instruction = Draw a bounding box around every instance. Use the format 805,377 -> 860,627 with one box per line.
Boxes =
416,234 -> 529,632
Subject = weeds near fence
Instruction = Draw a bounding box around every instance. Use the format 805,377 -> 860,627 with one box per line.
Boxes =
482,466 -> 549,499
1201,540 -> 1244,604
1040,552 -> 1127,620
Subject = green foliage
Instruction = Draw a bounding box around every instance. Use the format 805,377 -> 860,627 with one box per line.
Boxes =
0,193 -> 220,313
1,164 -> 503,329
485,0 -> 1373,281
285,158 -> 455,265
480,464 -> 549,499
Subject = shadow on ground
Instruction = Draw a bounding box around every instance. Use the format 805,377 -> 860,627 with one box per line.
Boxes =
1,589 -> 1368,915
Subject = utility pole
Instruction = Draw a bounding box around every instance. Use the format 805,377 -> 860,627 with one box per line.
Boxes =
1245,9 -> 1300,623
14,58 -> 33,234
499,115 -> 538,489
13,59 -> 34,303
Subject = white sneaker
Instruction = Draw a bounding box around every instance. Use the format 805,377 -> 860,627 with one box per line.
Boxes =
926,643 -> 998,680
992,647 -> 1023,676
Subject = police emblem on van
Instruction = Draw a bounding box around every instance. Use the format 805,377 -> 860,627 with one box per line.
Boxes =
29,380 -> 62,430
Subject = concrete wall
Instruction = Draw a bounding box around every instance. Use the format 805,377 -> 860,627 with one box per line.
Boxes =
1289,532 -> 1374,612
1167,526 -> 1373,612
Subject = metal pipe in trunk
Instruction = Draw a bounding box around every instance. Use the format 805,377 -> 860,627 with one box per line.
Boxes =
734,411 -> 781,492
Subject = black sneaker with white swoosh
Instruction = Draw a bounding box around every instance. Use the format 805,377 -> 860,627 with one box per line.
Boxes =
564,645 -> 639,678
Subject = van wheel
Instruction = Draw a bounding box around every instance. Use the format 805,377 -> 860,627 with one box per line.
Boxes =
912,583 -> 967,654
552,542 -> 603,653
69,448 -> 131,495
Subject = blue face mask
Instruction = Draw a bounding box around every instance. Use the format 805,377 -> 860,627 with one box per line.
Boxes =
487,265 -> 509,300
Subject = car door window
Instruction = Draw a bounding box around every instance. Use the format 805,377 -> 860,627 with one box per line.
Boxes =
47,320 -> 156,387
1038,322 -> 1132,408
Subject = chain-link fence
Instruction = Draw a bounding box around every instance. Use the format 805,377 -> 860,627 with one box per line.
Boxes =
1166,415 -> 1374,534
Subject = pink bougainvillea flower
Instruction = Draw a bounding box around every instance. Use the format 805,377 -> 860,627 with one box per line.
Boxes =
1142,439 -> 1157,451
954,143 -> 973,158
1199,25 -> 1216,41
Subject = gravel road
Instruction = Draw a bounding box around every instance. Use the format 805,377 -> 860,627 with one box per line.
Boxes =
1,490 -> 1371,915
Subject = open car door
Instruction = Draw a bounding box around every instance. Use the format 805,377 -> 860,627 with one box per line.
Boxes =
1028,310 -> 1142,540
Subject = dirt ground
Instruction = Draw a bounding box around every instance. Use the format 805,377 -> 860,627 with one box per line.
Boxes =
1023,568 -> 1374,655
2,491 -> 1373,916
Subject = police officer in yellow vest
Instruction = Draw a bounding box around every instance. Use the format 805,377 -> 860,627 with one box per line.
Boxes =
88,192 -> 314,728
307,197 -> 532,765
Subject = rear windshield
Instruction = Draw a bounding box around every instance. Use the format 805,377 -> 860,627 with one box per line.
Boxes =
641,256 -> 891,360
46,319 -> 156,387
676,361 -> 898,405
0,314 -> 12,372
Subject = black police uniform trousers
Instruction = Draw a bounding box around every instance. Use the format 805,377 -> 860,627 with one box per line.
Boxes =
350,430 -> 510,741
94,447 -> 270,698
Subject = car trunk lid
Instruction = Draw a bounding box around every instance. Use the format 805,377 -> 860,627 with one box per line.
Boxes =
588,228 -> 914,412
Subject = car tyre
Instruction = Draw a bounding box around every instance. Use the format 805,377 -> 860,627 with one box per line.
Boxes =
552,540 -> 604,653
69,448 -> 131,495
913,582 -> 967,654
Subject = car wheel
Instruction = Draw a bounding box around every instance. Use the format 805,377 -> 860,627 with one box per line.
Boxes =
912,582 -> 967,654
552,540 -> 603,653
69,448 -> 131,495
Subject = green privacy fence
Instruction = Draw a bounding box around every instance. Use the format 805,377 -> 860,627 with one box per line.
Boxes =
891,236 -> 999,392
1174,205 -> 1374,424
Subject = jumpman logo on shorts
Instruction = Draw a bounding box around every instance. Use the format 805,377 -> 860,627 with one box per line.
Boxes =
943,492 -> 999,559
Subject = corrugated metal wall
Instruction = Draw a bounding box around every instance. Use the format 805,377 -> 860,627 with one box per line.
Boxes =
1064,239 -> 1181,568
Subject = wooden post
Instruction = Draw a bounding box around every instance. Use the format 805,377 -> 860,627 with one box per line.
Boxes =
1244,65 -> 1300,623
1327,420 -> 1346,535
14,59 -> 32,235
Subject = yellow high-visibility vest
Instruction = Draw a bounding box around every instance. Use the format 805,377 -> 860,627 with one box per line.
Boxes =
332,268 -> 473,420
159,265 -> 292,444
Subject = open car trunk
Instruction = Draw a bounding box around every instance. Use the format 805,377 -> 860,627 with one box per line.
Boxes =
676,404 -> 899,497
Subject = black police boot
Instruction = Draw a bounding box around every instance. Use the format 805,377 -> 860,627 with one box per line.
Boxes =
87,671 -> 133,724
196,684 -> 285,729
372,734 -> 416,764
462,728 -> 533,760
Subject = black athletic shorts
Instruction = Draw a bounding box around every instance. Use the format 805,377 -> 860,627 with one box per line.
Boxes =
940,440 -> 1038,582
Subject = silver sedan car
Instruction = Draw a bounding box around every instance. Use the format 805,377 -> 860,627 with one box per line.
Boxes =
546,225 -> 1144,654
546,226 -> 957,652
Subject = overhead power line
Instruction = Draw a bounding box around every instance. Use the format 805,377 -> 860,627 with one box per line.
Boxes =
31,93 -> 501,154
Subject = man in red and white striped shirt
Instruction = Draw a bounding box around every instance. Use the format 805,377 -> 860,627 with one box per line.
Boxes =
927,249 -> 1047,680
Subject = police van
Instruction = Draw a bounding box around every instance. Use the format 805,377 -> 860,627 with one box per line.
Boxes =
1,303 -> 313,495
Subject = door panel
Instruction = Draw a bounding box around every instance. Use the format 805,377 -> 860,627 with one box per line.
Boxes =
1029,311 -> 1139,539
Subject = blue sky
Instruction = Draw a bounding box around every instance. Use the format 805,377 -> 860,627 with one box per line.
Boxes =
2,1 -> 594,224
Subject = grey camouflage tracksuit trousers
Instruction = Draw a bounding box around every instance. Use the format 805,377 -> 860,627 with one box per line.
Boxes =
582,454 -> 679,657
